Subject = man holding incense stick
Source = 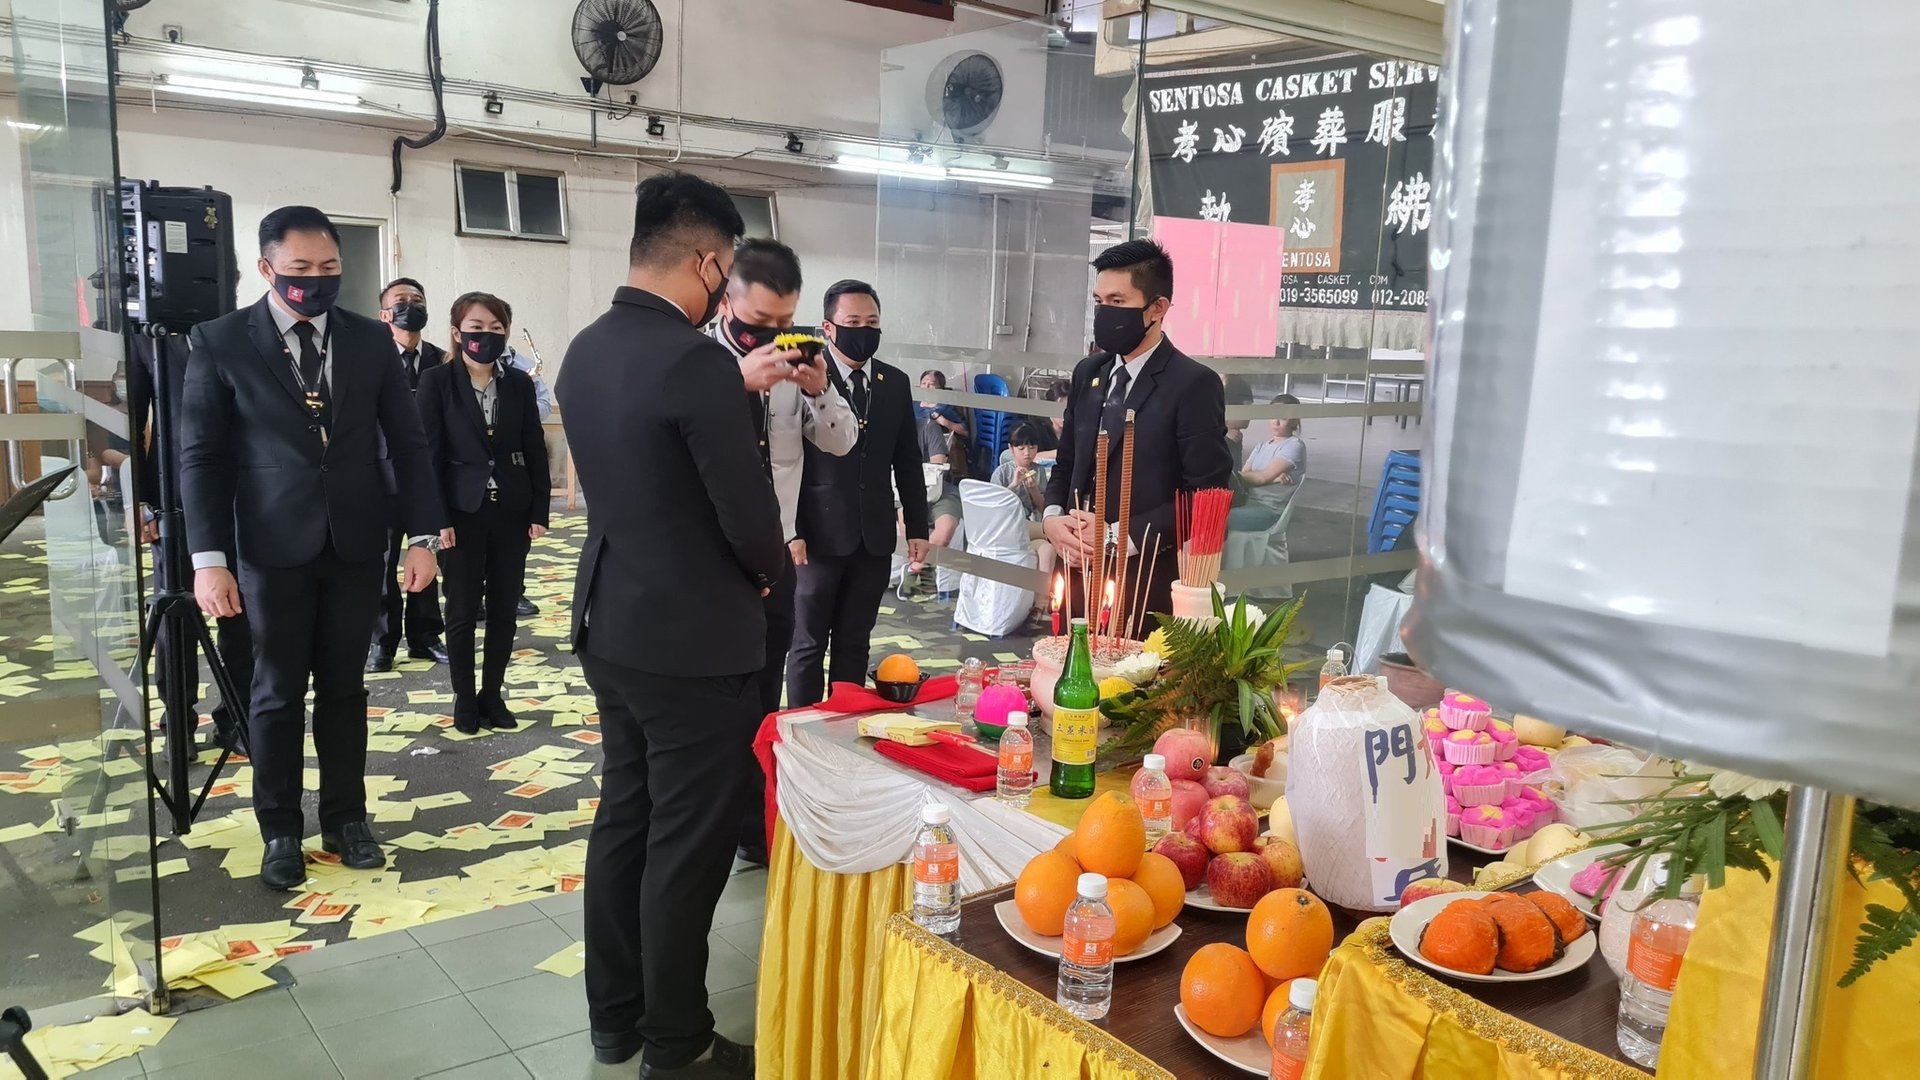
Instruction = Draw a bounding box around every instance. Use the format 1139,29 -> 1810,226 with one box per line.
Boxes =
1043,239 -> 1233,622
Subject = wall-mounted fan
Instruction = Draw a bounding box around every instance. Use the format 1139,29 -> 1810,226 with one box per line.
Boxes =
926,51 -> 1004,141
572,0 -> 665,96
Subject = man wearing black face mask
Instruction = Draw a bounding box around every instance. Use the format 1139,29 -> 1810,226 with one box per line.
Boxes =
369,277 -> 450,671
787,280 -> 931,707
179,206 -> 445,892
1042,239 -> 1233,619
558,173 -> 779,1075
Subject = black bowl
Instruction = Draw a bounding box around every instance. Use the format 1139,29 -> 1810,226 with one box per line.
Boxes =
869,669 -> 929,703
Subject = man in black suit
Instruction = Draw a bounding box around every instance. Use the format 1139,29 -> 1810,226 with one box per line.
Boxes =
368,276 -> 450,671
1043,239 -> 1234,618
558,173 -> 779,1076
180,206 -> 444,891
787,280 -> 931,707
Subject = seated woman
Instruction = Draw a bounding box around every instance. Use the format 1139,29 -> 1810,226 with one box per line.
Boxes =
1230,394 -> 1306,533
989,422 -> 1058,580
418,292 -> 551,734
916,370 -> 968,444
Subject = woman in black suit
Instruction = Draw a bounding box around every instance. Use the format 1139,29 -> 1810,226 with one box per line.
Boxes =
418,292 -> 551,733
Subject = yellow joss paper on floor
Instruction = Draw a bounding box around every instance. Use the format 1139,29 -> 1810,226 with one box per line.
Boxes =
195,961 -> 280,1000
535,942 -> 587,978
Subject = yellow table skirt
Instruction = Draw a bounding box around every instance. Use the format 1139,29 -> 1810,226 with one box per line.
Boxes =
1308,921 -> 1648,1080
756,817 -> 914,1080
866,914 -> 1174,1080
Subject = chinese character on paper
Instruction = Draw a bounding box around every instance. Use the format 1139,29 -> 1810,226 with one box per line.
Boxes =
1258,112 -> 1294,157
1366,96 -> 1407,145
1211,123 -> 1246,154
1172,119 -> 1199,164
1200,190 -> 1232,223
1385,172 -> 1433,235
1311,107 -> 1347,157
1288,179 -> 1317,240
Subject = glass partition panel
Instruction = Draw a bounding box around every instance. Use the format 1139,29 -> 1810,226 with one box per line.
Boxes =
2,0 -> 160,1020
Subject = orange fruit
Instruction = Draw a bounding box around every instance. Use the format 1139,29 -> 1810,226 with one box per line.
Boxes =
1073,791 -> 1146,878
1180,943 -> 1265,1038
876,653 -> 920,682
1246,888 -> 1335,980
1260,979 -> 1299,1046
1105,878 -> 1156,956
1014,850 -> 1082,936
1130,852 -> 1186,929
1054,833 -> 1078,861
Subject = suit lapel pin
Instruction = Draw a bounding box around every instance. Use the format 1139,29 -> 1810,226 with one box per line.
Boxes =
876,371 -> 885,381
1091,377 -> 1101,389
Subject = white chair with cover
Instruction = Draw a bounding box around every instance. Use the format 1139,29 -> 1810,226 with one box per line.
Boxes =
952,479 -> 1035,637
1224,494 -> 1298,600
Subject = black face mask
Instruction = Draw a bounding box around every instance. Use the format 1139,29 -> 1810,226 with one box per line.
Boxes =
696,258 -> 729,328
389,302 -> 428,332
832,325 -> 882,365
273,273 -> 342,318
458,331 -> 509,366
1092,303 -> 1154,357
726,317 -> 782,354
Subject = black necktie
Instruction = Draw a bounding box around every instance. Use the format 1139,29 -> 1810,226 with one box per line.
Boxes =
748,392 -> 772,478
293,322 -> 324,389
1102,365 -> 1132,436
850,368 -> 869,418
402,348 -> 419,389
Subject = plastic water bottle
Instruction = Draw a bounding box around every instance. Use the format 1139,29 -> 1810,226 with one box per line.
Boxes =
996,713 -> 1034,807
1317,648 -> 1346,695
1616,870 -> 1703,1067
1132,753 -> 1173,846
1057,873 -> 1115,1020
1269,977 -> 1318,1079
954,657 -> 986,728
912,803 -> 961,936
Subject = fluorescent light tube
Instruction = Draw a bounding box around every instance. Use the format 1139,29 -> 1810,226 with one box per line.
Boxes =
161,74 -> 367,113
831,154 -> 949,180
948,167 -> 1055,188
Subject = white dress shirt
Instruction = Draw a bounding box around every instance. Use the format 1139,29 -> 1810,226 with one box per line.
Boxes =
712,326 -> 857,541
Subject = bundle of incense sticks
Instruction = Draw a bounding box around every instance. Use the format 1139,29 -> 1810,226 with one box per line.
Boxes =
1176,487 -> 1234,587
1091,430 -> 1110,649
1113,411 -> 1135,649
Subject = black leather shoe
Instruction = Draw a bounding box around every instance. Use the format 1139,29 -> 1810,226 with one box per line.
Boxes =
452,696 -> 483,735
516,597 -> 539,617
321,820 -> 385,869
736,844 -> 768,869
640,1033 -> 755,1077
591,1028 -> 644,1066
408,642 -> 451,664
260,837 -> 305,891
208,706 -> 249,756
366,649 -> 395,673
480,693 -> 517,731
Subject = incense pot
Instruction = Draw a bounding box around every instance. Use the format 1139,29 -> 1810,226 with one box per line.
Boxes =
1169,580 -> 1226,622
1028,634 -> 1146,726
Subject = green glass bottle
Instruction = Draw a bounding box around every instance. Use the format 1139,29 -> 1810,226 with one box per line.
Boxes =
1050,618 -> 1099,799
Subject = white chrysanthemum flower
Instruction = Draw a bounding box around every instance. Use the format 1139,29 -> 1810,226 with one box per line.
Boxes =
1113,651 -> 1162,686
1705,769 -> 1789,801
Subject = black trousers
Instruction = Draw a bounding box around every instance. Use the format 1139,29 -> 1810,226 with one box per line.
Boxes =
741,555 -> 795,855
786,550 -> 891,708
441,497 -> 531,702
372,526 -> 444,654
153,538 -> 254,732
579,649 -> 758,1069
239,545 -> 384,839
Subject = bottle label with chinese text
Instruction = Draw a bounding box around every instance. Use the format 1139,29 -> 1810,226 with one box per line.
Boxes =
1051,707 -> 1100,766
914,843 -> 959,885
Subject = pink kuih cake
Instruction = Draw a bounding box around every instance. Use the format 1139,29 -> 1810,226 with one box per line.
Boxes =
1444,796 -> 1462,837
1488,727 -> 1518,761
1439,691 -> 1492,731
1452,765 -> 1506,808
1459,804 -> 1514,850
1443,729 -> 1495,766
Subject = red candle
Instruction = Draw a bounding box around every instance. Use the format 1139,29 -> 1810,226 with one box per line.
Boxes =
1050,572 -> 1064,636
1100,580 -> 1115,635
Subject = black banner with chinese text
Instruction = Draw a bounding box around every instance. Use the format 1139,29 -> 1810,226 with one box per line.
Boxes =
1143,51 -> 1439,333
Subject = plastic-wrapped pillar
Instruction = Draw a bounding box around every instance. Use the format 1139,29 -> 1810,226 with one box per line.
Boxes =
1407,0 -> 1920,808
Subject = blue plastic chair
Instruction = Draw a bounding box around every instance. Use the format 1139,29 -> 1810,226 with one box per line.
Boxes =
970,374 -> 1011,477
1367,451 -> 1422,553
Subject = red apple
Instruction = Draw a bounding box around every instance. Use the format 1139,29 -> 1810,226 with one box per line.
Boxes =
1205,852 -> 1272,909
1152,727 -> 1213,783
1199,795 -> 1259,855
1256,837 -> 1304,890
1170,779 -> 1209,828
1153,833 -> 1210,890
1397,878 -> 1472,909
1202,766 -> 1251,800
1183,813 -> 1207,843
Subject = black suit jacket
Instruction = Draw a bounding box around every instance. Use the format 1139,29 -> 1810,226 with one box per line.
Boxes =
1043,337 -> 1234,552
557,287 -> 785,677
406,339 -> 448,391
179,296 -> 445,568
797,356 -> 929,559
417,361 -> 551,525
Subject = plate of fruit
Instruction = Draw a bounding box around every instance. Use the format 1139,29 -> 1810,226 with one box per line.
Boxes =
1141,730 -> 1305,912
1173,895 -> 1335,1075
1012,792 -> 1188,960
1390,889 -> 1596,983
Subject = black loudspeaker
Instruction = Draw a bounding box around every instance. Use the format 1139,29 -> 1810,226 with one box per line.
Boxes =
120,180 -> 236,333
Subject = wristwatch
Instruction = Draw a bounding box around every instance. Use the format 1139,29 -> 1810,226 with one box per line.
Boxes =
411,535 -> 443,553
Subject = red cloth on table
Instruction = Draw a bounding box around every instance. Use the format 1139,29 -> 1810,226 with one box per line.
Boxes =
871,738 -> 998,792
751,676 -> 961,852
